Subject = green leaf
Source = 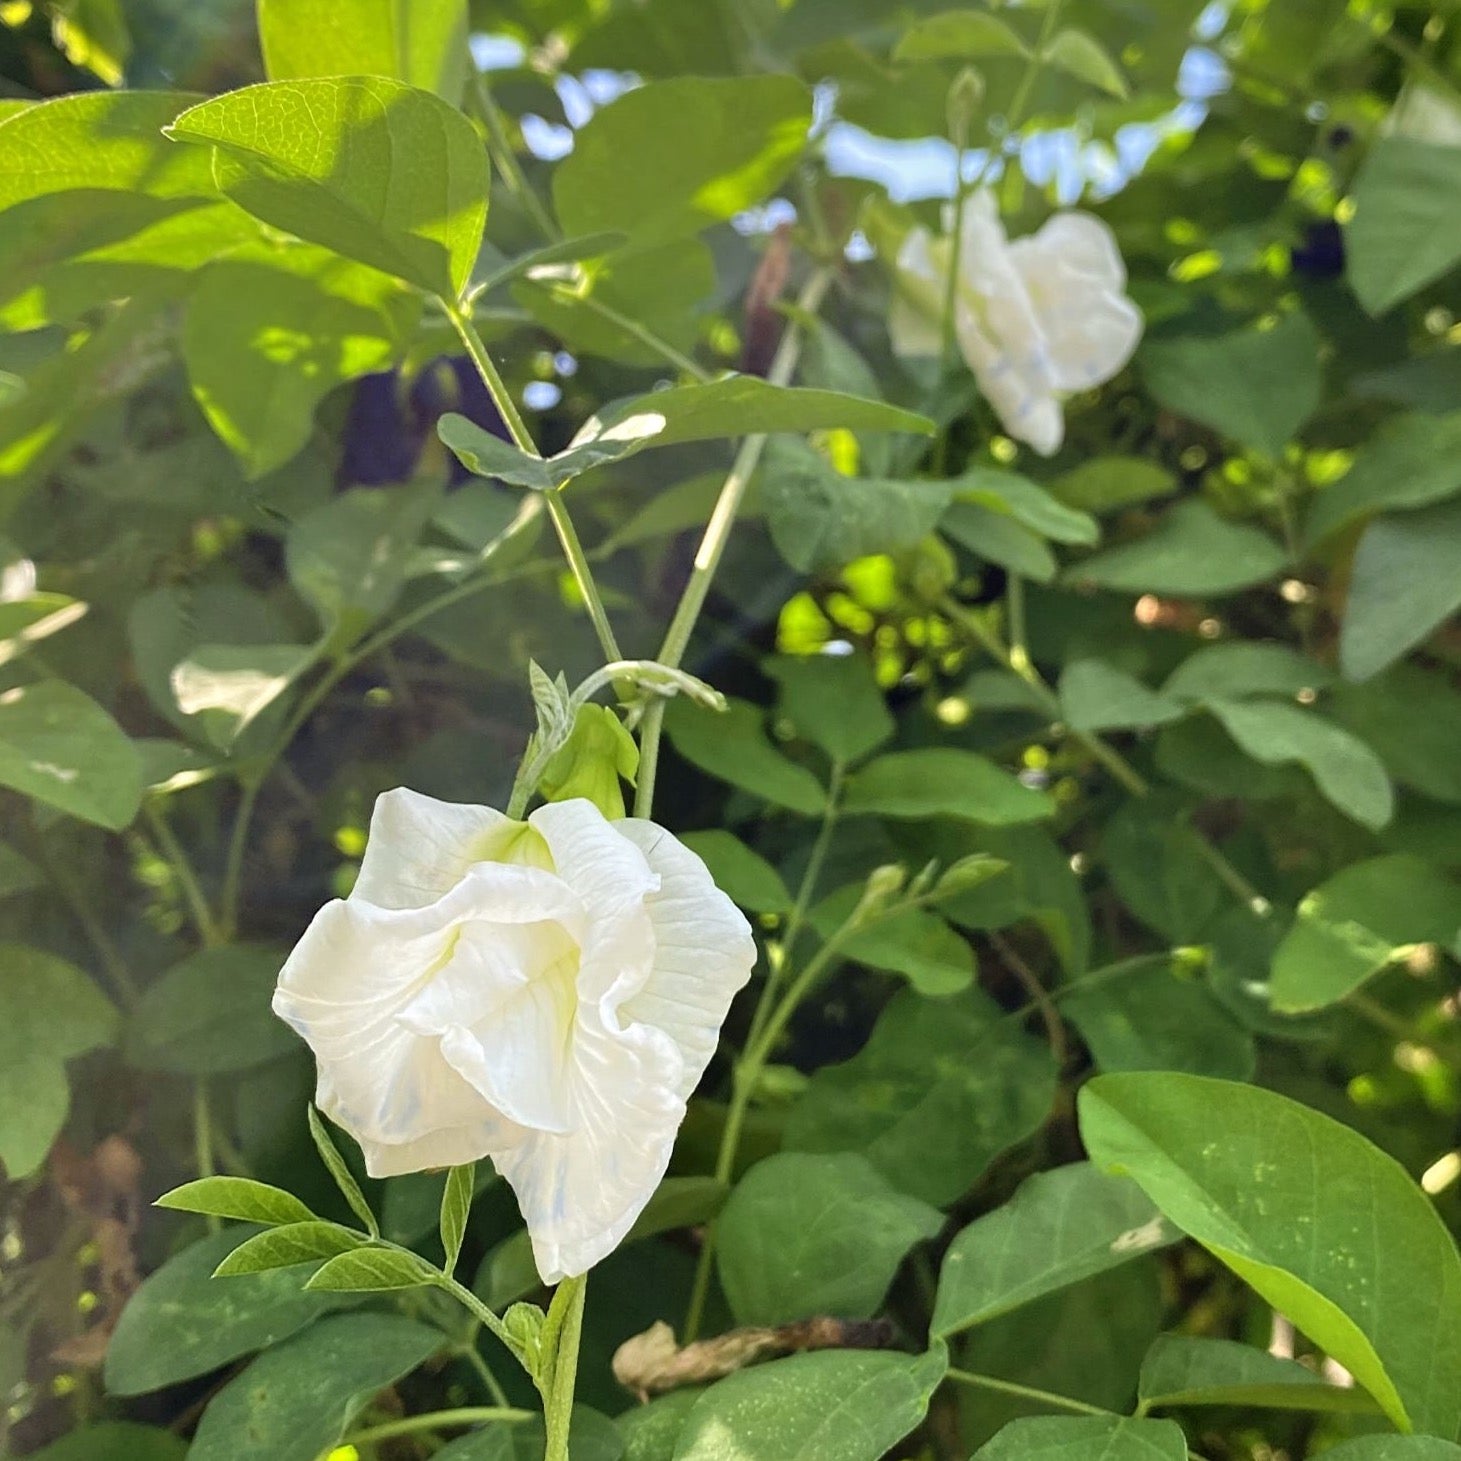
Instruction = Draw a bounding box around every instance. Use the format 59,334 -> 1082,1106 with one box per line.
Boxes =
184,242 -> 417,477
1062,957 -> 1256,1080
28,1422 -> 187,1461
664,697 -> 827,816
1101,805 -> 1223,944
1339,497 -> 1461,682
0,91 -> 215,209
785,988 -> 1057,1206
0,592 -> 88,668
126,944 -> 295,1074
441,379 -> 933,491
440,1163 -> 475,1277
1065,500 -> 1286,596
259,0 -> 469,104
1163,641 -> 1332,703
1205,698 -> 1393,829
287,484 -> 438,646
0,839 -> 43,898
554,75 -> 812,245
1052,456 -> 1176,516
618,1391 -> 699,1461
0,944 -> 116,1177
943,502 -> 1059,582
811,886 -> 975,996
214,1222 -> 370,1275
893,10 -> 1031,61
954,467 -> 1099,546
1058,660 -> 1184,733
1321,1441 -> 1461,1461
761,440 -> 953,576
0,680 -> 142,829
844,749 -> 1054,826
1137,1334 -> 1377,1413
156,1176 -> 317,1227
1328,664 -> 1461,805
168,78 -> 489,299
974,1416 -> 1185,1460
104,1227 -> 349,1395
678,831 -> 792,915
188,1313 -> 443,1461
1043,28 -> 1129,98
1304,411 -> 1461,547
480,1176 -> 728,1310
168,642 -> 318,752
1078,1071 -> 1461,1437
1140,313 -> 1322,456
1346,138 -> 1461,315
309,1104 -> 379,1237
305,1245 -> 439,1292
670,1347 -> 947,1461
1270,855 -> 1461,1012
717,1152 -> 941,1326
931,1162 -> 1175,1340
763,652 -> 894,766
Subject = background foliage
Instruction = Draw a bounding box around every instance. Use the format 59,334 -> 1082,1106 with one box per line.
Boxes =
2,0 -> 1461,1458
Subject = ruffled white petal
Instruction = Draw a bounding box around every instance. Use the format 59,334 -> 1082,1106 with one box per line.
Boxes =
491,1009 -> 685,1283
615,818 -> 757,1102
354,787 -> 548,910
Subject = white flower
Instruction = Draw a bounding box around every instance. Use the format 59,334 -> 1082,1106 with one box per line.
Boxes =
273,788 -> 755,1283
888,189 -> 1142,455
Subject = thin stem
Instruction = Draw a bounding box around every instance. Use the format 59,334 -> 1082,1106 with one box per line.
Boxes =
337,1406 -> 533,1454
635,266 -> 834,819
144,802 -> 220,946
194,1081 -> 219,1235
461,1341 -> 512,1409
219,777 -> 262,942
543,1275 -> 588,1461
43,847 -> 138,1006
447,302 -> 623,665
467,68 -> 560,243
544,489 -> 624,664
990,932 -> 1066,1066
945,1367 -> 1114,1417
446,303 -> 538,454
438,1271 -> 529,1361
940,593 -> 1271,912
565,290 -> 712,380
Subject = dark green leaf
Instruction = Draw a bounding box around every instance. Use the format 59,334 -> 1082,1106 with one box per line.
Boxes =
678,831 -> 791,915
893,10 -> 1030,61
811,886 -> 976,996
0,944 -> 116,1178
0,680 -> 142,829
1163,642 -> 1332,703
932,1163 -> 1174,1340
670,1348 -> 947,1461
187,1313 -> 443,1461
1044,29 -> 1129,97
974,1416 -> 1184,1459
126,944 -> 294,1074
764,652 -> 894,766
1058,660 -> 1184,733
785,988 -> 1057,1206
28,1423 -> 187,1461
664,698 -> 827,816
717,1152 -> 941,1326
1137,1334 -> 1377,1413
1140,313 -> 1321,456
844,749 -> 1054,826
104,1228 -> 348,1395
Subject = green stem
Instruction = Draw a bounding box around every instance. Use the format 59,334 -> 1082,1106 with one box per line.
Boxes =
941,593 -> 1272,912
461,1341 -> 513,1409
194,1081 -> 219,1235
945,1367 -> 1114,1417
144,802 -> 220,946
447,301 -> 623,665
990,931 -> 1066,1066
634,266 -> 834,818
39,836 -> 138,1006
467,68 -> 560,243
545,489 -> 624,664
542,1275 -> 588,1461
336,1406 -> 533,1455
438,1270 -> 530,1360
566,290 -> 712,381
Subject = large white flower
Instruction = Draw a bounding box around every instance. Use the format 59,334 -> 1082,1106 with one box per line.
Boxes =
273,788 -> 755,1283
889,189 -> 1142,455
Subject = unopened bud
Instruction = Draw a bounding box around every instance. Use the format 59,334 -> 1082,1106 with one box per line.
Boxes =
948,66 -> 985,147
